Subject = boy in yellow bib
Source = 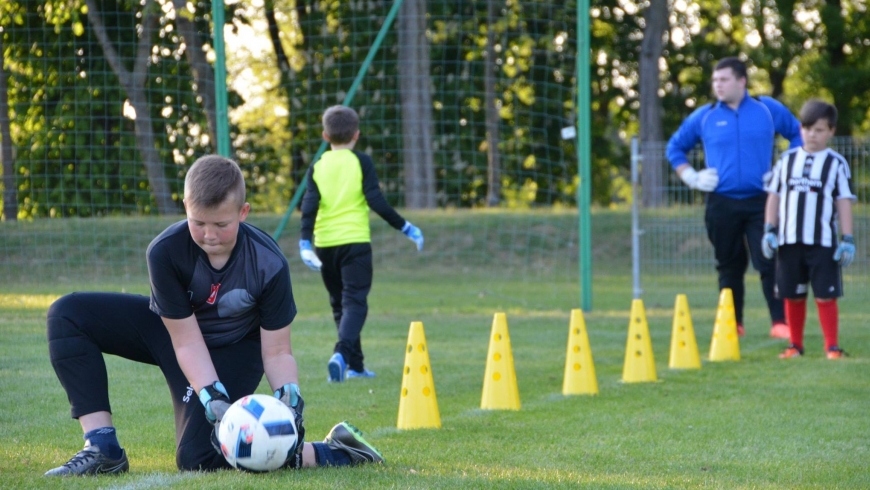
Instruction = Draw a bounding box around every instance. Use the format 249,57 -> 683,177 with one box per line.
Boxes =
299,105 -> 424,382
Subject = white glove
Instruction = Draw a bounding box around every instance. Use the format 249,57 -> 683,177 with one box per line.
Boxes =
401,221 -> 424,251
761,224 -> 778,260
299,240 -> 322,271
680,167 -> 719,192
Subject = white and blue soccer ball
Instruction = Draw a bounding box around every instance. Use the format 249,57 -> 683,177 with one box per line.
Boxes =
217,394 -> 298,472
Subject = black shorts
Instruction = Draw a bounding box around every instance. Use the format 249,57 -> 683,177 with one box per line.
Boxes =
775,244 -> 842,299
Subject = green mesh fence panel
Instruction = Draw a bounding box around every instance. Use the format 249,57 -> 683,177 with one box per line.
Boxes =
1,1 -> 586,309
3,2 -> 866,311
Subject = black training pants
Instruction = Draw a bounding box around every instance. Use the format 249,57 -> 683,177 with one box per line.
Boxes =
46,292 -> 264,471
316,242 -> 373,372
704,193 -> 784,325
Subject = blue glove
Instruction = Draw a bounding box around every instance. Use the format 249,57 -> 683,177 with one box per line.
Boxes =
299,240 -> 322,271
833,235 -> 855,267
274,383 -> 305,467
761,224 -> 778,260
198,381 -> 230,424
401,221 -> 424,251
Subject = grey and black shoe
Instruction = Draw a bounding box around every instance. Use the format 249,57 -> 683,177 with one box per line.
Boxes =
44,443 -> 129,476
324,421 -> 384,464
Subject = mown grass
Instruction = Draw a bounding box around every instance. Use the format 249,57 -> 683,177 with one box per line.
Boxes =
1,211 -> 869,489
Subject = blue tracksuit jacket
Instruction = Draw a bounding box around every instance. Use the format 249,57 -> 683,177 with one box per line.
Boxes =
666,91 -> 802,199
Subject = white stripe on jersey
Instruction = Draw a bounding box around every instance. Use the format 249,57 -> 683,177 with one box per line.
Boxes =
766,147 -> 855,247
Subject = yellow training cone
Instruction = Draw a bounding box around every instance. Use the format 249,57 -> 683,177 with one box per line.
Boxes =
397,321 -> 441,429
563,309 -> 599,395
709,288 -> 740,361
622,299 -> 658,383
669,294 -> 701,369
481,312 -> 520,410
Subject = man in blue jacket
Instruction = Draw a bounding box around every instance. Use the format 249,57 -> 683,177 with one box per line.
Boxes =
667,57 -> 802,339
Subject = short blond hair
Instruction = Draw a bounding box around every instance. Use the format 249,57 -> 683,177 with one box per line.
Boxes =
322,105 -> 359,144
184,155 -> 246,209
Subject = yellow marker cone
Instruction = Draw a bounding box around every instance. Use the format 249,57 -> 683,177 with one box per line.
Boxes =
397,321 -> 441,429
622,299 -> 658,383
481,313 -> 520,410
563,309 -> 599,395
709,288 -> 741,361
669,294 -> 701,369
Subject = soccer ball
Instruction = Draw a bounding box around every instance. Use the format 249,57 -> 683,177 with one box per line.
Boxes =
217,394 -> 298,472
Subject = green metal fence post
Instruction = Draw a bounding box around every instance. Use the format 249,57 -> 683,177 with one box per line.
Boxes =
576,0 -> 593,311
211,0 -> 231,157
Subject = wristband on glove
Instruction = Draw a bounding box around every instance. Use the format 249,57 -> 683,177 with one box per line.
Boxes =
764,223 -> 777,234
198,381 -> 230,423
842,234 -> 854,244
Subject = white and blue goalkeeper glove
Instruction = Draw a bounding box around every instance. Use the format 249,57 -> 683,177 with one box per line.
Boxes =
761,224 -> 778,260
833,235 -> 855,267
274,383 -> 305,466
299,240 -> 322,271
402,221 -> 424,251
198,381 -> 230,425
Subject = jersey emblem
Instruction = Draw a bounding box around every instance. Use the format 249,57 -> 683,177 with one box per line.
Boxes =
207,283 -> 222,305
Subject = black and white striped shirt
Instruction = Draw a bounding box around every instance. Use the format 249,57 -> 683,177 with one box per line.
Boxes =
766,147 -> 856,247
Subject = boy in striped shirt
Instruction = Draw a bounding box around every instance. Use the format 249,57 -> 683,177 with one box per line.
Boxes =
761,100 -> 856,359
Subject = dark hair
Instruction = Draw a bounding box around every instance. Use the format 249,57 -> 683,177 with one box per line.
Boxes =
714,57 -> 748,80
322,105 -> 360,145
799,99 -> 837,128
184,155 -> 246,209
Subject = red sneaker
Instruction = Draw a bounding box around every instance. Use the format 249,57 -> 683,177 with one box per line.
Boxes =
827,347 -> 848,360
736,323 -> 745,337
770,322 -> 790,339
779,345 -> 804,359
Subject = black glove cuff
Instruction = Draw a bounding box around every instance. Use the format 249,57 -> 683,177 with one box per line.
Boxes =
202,382 -> 230,404
764,223 -> 777,233
842,234 -> 854,243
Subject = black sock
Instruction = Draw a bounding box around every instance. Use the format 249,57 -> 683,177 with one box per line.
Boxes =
312,442 -> 353,467
83,427 -> 122,459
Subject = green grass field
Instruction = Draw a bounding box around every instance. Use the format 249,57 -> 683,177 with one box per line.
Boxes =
2,213 -> 869,489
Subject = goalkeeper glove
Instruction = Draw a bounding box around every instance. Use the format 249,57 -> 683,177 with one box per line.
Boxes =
274,383 -> 306,467
198,381 -> 230,425
761,224 -> 778,260
679,167 -> 719,192
299,239 -> 322,271
199,381 -> 231,457
401,221 -> 424,251
833,235 -> 855,267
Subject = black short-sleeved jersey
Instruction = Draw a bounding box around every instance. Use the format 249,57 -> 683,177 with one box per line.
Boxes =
146,220 -> 296,348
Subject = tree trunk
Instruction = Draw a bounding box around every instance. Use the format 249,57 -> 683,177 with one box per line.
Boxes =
0,36 -> 17,221
264,0 -> 306,196
820,0 -> 852,137
484,0 -> 501,207
398,0 -> 436,209
85,0 -> 176,215
639,0 -> 668,208
171,0 -> 219,149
